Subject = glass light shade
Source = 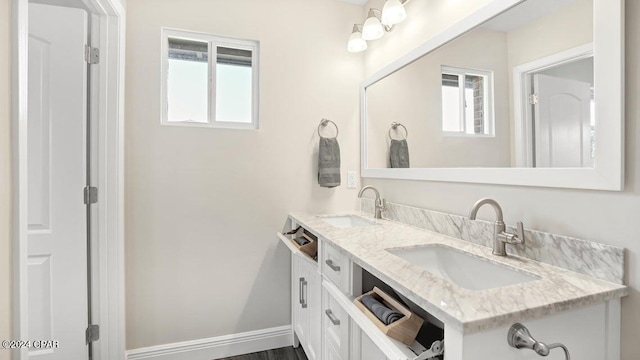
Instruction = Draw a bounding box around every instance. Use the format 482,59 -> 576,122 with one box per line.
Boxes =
381,0 -> 407,25
362,14 -> 384,40
347,31 -> 368,53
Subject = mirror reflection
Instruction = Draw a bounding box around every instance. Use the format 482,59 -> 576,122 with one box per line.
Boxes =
365,0 -> 594,169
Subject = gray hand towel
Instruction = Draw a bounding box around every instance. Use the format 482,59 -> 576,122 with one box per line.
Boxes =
361,294 -> 405,325
390,139 -> 410,168
318,137 -> 341,187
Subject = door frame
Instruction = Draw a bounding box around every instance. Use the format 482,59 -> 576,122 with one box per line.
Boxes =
11,0 -> 126,359
512,43 -> 594,167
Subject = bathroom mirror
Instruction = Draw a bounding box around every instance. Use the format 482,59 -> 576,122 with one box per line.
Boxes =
361,0 -> 623,190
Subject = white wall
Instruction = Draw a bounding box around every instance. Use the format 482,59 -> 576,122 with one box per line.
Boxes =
362,0 -> 640,358
0,0 -> 11,358
125,0 -> 363,350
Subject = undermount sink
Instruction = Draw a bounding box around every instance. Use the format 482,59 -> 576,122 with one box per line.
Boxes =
387,244 -> 540,291
319,215 -> 377,228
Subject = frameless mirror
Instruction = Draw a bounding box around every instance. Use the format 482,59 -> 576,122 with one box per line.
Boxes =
361,0 -> 623,190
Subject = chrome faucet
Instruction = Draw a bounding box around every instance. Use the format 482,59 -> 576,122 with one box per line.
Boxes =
358,186 -> 385,219
468,198 -> 525,256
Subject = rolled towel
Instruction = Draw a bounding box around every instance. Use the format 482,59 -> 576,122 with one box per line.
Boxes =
390,139 -> 410,168
318,137 -> 341,187
361,294 -> 405,325
385,311 -> 404,324
294,236 -> 310,246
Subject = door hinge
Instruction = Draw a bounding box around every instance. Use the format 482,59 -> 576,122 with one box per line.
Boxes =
86,324 -> 100,344
528,93 -> 539,105
85,45 -> 100,64
84,186 -> 98,205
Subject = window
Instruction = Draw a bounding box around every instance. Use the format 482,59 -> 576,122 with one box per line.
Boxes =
441,66 -> 493,136
161,28 -> 259,128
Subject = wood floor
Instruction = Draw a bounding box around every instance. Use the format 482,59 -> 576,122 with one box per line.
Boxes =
218,346 -> 308,360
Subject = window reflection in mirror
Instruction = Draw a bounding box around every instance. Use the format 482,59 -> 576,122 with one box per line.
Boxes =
441,66 -> 494,136
365,0 -> 594,169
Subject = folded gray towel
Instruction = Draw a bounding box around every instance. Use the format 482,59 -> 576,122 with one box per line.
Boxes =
390,139 -> 410,168
318,137 -> 341,187
361,294 -> 405,325
294,236 -> 310,246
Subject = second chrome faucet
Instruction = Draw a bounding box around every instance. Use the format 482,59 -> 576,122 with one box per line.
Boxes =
468,198 -> 525,256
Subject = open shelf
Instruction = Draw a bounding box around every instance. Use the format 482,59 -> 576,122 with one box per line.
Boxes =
354,287 -> 424,345
277,227 -> 318,263
324,280 -> 444,360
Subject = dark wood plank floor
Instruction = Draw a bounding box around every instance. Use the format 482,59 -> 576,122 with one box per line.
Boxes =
218,346 -> 308,360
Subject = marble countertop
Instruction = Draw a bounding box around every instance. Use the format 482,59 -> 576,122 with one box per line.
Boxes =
288,212 -> 628,334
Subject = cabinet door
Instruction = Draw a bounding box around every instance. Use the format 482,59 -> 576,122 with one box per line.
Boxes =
454,301 -> 614,360
294,254 -> 321,360
293,255 -> 309,346
306,266 -> 321,360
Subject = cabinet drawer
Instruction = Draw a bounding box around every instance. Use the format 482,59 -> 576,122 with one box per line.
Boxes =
324,338 -> 342,360
323,242 -> 349,292
323,287 -> 349,360
359,330 -> 388,360
323,280 -> 424,360
324,291 -> 347,347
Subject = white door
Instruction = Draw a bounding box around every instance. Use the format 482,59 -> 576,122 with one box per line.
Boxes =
533,74 -> 593,167
28,3 -> 89,359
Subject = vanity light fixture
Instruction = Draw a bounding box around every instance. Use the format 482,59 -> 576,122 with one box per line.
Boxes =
348,0 -> 408,52
347,24 -> 368,53
362,9 -> 385,40
381,0 -> 407,25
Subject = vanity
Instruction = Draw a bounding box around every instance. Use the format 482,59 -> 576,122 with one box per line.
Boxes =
277,210 -> 627,360
277,0 -> 628,357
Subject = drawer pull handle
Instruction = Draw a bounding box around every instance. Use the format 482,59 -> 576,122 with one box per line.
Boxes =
298,278 -> 307,309
299,278 -> 308,309
298,278 -> 303,305
325,259 -> 341,272
325,309 -> 340,326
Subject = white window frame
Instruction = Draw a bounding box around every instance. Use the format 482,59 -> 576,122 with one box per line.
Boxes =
160,28 -> 260,129
441,65 -> 494,137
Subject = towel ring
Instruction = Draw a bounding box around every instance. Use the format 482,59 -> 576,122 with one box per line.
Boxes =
388,122 -> 408,140
318,118 -> 339,139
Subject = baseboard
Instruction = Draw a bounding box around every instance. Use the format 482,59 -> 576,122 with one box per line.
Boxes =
126,325 -> 293,360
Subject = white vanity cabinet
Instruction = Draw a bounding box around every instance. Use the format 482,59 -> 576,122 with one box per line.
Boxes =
279,222 -> 623,360
281,228 -> 402,360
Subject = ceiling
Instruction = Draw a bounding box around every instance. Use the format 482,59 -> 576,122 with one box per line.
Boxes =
482,0 -> 582,32
335,0 -> 368,5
